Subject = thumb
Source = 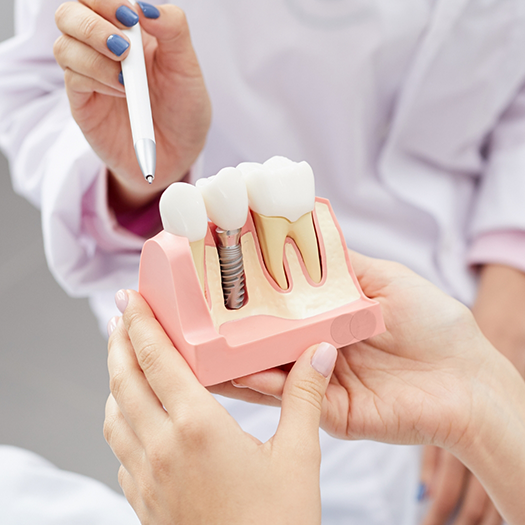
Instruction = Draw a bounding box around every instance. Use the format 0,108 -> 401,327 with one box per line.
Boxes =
275,343 -> 338,448
137,4 -> 203,76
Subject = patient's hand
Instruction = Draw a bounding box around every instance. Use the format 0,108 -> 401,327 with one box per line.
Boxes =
104,290 -> 336,525
212,251 -> 496,452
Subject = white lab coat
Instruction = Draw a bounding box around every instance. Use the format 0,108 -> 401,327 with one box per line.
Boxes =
0,446 -> 140,525
1,0 -> 524,523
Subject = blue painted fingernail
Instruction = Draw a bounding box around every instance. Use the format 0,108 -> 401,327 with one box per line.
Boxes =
116,5 -> 139,27
137,2 -> 160,19
107,34 -> 129,57
417,483 -> 427,502
118,71 -> 124,85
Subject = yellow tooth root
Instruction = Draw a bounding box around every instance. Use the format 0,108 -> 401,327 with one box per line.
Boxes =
252,212 -> 322,290
287,212 -> 322,284
190,239 -> 206,294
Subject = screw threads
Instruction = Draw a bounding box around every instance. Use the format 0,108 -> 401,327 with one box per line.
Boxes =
216,228 -> 246,310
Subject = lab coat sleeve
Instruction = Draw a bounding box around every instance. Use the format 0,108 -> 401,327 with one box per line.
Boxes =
0,446 -> 140,525
467,82 -> 525,274
0,0 -> 147,299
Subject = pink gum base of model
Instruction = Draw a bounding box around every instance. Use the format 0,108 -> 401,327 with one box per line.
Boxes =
139,198 -> 385,386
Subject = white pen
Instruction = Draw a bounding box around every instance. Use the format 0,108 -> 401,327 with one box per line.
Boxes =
121,0 -> 156,184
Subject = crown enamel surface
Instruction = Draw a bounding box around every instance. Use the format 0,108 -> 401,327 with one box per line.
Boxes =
237,157 -> 321,289
159,183 -> 208,242
196,168 -> 249,231
237,156 -> 315,223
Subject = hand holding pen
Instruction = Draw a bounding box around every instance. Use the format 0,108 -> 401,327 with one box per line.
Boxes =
53,1 -> 211,212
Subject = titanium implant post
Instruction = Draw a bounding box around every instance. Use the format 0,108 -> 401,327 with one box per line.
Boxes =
216,228 -> 246,310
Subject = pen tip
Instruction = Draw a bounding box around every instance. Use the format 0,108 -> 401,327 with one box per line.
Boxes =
146,175 -> 154,184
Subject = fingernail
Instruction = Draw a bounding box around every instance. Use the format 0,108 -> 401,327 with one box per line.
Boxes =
137,2 -> 160,19
107,316 -> 120,337
417,483 -> 427,502
311,342 -> 337,378
115,289 -> 129,313
231,380 -> 248,389
116,5 -> 139,27
107,34 -> 130,57
118,71 -> 124,85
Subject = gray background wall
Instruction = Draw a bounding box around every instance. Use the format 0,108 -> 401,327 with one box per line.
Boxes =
0,1 -> 121,492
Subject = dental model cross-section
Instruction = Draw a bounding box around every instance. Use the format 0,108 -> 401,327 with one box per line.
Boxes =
196,168 -> 249,310
237,157 -> 321,290
159,182 -> 208,291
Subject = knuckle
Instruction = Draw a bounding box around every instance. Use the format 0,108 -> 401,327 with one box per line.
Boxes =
85,49 -> 105,75
117,465 -> 128,489
103,415 -> 116,444
77,13 -> 99,42
136,340 -> 162,376
174,408 -> 210,445
63,67 -> 77,88
164,4 -> 187,24
54,3 -> 70,28
145,440 -> 172,480
289,379 -> 325,412
109,367 -> 129,400
53,35 -> 68,61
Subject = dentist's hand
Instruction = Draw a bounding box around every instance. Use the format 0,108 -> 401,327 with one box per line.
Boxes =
54,1 -> 211,212
105,290 -> 335,525
213,252 -> 498,452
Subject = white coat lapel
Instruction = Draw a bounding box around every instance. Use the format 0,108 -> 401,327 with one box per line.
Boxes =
385,0 -> 471,142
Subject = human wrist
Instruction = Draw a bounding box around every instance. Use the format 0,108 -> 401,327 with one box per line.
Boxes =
472,264 -> 525,376
448,345 -> 525,523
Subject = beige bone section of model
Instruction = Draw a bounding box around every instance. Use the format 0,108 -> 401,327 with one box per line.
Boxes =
189,239 -> 206,292
206,202 -> 360,330
253,211 -> 322,289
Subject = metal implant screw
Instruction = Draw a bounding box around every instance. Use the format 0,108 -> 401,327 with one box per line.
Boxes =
216,228 -> 246,310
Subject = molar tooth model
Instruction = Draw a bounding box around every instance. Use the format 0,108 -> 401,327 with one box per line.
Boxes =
139,157 -> 385,386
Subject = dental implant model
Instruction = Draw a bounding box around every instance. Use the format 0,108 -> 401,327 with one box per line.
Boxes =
238,156 -> 321,290
196,168 -> 249,310
159,182 -> 208,291
138,156 -> 385,386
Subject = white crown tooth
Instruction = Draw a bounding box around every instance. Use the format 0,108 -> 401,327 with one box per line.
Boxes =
197,167 -> 249,231
238,158 -> 315,222
159,183 -> 208,242
262,155 -> 295,170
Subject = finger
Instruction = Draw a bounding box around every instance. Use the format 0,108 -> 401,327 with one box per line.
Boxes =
120,289 -> 207,413
136,4 -> 203,76
118,465 -> 146,518
78,0 -> 140,29
64,68 -> 127,101
422,452 -> 468,525
454,475 -> 499,525
347,250 -> 375,282
55,2 -> 132,61
274,343 -> 337,452
420,446 -> 440,501
54,35 -> 125,92
208,381 -> 282,408
480,503 -> 503,525
107,317 -> 169,442
104,395 -> 144,467
232,368 -> 288,400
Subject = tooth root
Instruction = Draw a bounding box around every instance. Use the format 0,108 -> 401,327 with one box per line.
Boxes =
252,213 -> 290,289
252,211 -> 322,289
287,212 -> 322,284
190,239 -> 206,294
